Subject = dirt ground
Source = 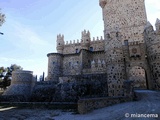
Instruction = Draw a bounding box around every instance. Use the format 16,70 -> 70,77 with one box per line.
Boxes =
0,90 -> 160,120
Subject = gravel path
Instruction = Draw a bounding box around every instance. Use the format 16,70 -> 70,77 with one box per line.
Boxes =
0,90 -> 160,120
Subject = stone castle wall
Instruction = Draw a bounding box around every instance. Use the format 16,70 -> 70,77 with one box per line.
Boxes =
47,48 -> 106,81
100,0 -> 147,43
47,53 -> 63,82
2,0 -> 160,105
144,21 -> 160,90
3,70 -> 36,98
45,0 -> 160,98
61,36 -> 105,54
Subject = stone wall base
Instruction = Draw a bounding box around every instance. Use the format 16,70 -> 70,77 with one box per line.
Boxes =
78,96 -> 133,114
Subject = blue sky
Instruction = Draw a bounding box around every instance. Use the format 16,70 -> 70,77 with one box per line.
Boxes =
0,0 -> 160,78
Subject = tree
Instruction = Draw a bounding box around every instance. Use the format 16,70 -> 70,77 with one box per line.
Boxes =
0,64 -> 23,90
0,9 -> 5,26
0,9 -> 5,35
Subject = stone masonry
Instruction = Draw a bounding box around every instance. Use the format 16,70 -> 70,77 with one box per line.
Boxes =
2,0 -> 160,102
3,70 -> 36,98
47,0 -> 160,97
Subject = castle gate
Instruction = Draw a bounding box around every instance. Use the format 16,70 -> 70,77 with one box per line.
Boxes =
129,66 -> 147,89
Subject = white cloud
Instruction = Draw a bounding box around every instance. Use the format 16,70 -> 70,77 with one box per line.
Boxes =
9,21 -> 52,53
0,57 -> 34,63
0,57 -> 47,78
0,18 -> 52,77
145,0 -> 160,27
145,0 -> 160,9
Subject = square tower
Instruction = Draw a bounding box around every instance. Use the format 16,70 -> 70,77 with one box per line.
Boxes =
100,0 -> 147,43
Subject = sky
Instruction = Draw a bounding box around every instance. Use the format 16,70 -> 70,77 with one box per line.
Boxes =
0,0 -> 160,79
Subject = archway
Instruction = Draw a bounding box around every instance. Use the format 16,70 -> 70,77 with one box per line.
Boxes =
129,66 -> 147,89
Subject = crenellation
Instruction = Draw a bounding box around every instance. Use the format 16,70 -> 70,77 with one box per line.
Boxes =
128,41 -> 140,46
59,34 -> 105,54
77,39 -> 79,43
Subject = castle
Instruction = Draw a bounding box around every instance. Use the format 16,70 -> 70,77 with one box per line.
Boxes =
46,0 -> 160,96
3,0 -> 160,101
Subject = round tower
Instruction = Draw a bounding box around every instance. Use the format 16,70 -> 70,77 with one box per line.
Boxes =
81,30 -> 90,50
3,70 -> 36,98
56,34 -> 64,54
47,53 -> 63,82
144,20 -> 160,90
99,0 -> 148,96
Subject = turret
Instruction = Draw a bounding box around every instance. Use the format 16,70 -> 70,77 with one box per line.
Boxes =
155,18 -> 160,34
145,21 -> 154,34
99,0 -> 107,8
56,34 -> 64,54
47,53 -> 63,82
144,21 -> 156,46
81,30 -> 90,50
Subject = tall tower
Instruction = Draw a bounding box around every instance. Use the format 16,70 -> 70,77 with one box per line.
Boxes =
81,30 -> 90,50
99,0 -> 148,96
56,34 -> 64,54
100,0 -> 147,43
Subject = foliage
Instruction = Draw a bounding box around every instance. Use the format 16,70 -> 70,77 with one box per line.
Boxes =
0,9 -> 5,26
0,64 -> 23,90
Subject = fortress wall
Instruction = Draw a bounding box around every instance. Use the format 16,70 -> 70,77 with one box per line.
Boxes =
3,70 -> 35,97
63,43 -> 81,54
62,37 -> 105,54
90,40 -> 105,51
63,55 -> 81,75
144,24 -> 160,90
47,53 -> 63,81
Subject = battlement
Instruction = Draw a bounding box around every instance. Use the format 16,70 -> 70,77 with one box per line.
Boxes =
90,59 -> 106,73
63,36 -> 104,46
91,59 -> 106,67
81,29 -> 90,36
64,39 -> 80,45
128,41 -> 140,46
57,34 -> 64,41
